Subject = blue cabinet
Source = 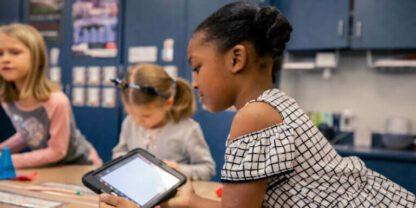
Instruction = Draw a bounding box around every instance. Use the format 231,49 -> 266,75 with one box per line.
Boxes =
123,0 -> 187,76
364,160 -> 416,194
273,0 -> 350,50
0,1 -> 21,24
351,0 -> 416,49
274,0 -> 416,50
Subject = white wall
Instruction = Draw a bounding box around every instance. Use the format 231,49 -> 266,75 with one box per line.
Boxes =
280,51 -> 416,134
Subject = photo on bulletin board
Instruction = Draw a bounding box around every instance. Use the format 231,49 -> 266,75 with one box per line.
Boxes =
29,0 -> 64,42
102,88 -> 116,108
49,67 -> 61,84
87,87 -> 100,107
72,87 -> 85,106
87,66 -> 101,85
72,0 -> 119,58
102,66 -> 117,86
72,66 -> 86,85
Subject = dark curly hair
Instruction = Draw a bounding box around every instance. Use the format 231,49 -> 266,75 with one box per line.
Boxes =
194,1 -> 292,83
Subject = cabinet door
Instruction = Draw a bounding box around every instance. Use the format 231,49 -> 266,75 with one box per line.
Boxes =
0,1 -> 20,24
352,0 -> 416,49
274,0 -> 350,50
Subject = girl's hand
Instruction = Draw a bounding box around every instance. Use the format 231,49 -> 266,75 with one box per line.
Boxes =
163,160 -> 180,170
161,180 -> 195,208
99,193 -> 139,208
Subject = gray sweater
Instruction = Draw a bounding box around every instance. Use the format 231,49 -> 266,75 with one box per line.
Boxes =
112,116 -> 215,181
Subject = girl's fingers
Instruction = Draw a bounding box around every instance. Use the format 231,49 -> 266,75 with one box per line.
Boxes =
99,201 -> 115,208
99,193 -> 122,206
99,193 -> 140,208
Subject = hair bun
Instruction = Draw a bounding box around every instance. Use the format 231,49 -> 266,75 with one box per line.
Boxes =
254,7 -> 292,55
254,7 -> 278,36
267,12 -> 292,44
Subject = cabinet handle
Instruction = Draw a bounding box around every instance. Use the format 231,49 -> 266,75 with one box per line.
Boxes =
337,20 -> 344,36
356,21 -> 363,38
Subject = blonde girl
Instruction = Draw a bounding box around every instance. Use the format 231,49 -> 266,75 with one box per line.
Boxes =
111,64 -> 215,181
0,23 -> 102,168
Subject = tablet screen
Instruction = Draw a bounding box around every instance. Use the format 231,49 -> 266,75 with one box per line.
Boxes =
96,154 -> 181,206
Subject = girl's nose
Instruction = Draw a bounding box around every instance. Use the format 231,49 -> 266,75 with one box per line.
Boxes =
192,74 -> 198,89
192,81 -> 198,90
0,53 -> 11,63
0,54 -> 8,62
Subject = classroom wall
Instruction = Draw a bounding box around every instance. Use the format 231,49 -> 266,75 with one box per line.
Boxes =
281,51 -> 416,134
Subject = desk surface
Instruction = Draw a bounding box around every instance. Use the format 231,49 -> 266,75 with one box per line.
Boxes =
0,165 -> 221,208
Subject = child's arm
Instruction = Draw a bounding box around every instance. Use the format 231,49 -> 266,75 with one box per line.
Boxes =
164,174 -> 267,208
11,94 -> 72,168
112,117 -> 132,159
112,138 -> 128,159
179,124 -> 216,180
0,133 -> 26,153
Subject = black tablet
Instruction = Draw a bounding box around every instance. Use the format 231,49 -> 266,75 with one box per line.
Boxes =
82,148 -> 186,208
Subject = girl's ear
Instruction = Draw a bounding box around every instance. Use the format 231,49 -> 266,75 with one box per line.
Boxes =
226,44 -> 247,74
165,96 -> 174,108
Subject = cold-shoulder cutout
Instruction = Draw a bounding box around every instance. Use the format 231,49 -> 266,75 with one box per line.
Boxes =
229,101 -> 283,141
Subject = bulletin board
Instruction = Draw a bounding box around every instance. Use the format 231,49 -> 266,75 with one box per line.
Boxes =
72,0 -> 119,58
28,0 -> 64,42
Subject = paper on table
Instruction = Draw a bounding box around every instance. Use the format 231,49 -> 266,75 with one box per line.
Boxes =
41,182 -> 94,195
0,191 -> 62,208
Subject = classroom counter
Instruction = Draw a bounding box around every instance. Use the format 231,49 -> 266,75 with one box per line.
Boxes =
0,165 -> 221,208
334,144 -> 416,162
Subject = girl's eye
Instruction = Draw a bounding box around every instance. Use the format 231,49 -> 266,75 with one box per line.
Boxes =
192,66 -> 200,73
10,49 -> 21,55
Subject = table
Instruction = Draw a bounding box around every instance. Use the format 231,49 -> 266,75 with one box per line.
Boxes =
0,165 -> 221,207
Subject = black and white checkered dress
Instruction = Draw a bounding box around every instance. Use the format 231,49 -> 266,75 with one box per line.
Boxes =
221,89 -> 415,207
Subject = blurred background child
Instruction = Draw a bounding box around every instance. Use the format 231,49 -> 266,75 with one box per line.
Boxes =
0,23 -> 102,168
112,63 -> 215,181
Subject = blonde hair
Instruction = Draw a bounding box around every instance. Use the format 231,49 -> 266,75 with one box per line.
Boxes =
121,64 -> 196,122
0,23 -> 57,102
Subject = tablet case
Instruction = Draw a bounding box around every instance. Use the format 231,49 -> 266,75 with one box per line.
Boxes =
82,148 -> 186,208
